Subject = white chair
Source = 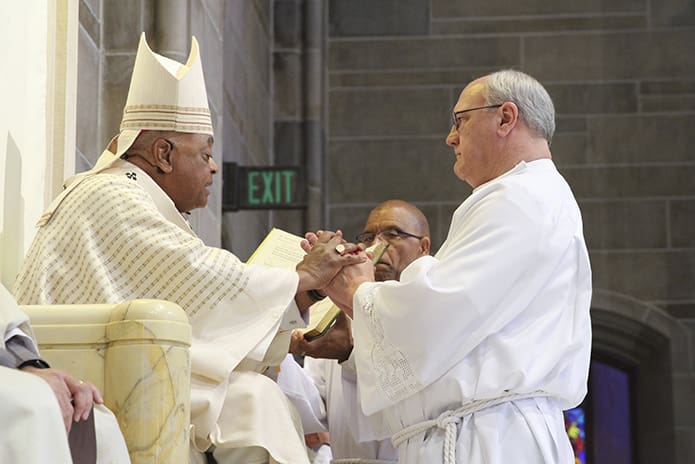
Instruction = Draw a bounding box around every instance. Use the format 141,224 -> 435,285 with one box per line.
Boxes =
22,299 -> 192,464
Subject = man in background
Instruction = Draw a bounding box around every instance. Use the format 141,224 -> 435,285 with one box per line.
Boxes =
287,200 -> 431,463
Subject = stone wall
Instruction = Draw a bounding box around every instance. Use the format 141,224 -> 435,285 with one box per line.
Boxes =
222,0 -> 327,260
220,0 -> 274,258
272,0 -> 326,241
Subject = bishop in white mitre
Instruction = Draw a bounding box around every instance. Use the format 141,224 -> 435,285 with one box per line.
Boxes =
13,33 -> 360,464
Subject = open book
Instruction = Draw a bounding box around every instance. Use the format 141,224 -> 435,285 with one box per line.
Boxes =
247,228 -> 387,340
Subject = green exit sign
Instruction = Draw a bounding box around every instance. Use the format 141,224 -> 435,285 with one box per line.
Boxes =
223,163 -> 306,211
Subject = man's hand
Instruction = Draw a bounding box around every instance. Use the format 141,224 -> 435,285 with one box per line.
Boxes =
21,367 -> 103,433
296,230 -> 366,293
323,258 -> 375,318
290,311 -> 353,363
305,431 -> 330,450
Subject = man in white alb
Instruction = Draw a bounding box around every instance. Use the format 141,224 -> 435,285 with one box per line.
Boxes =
315,69 -> 592,463
13,33 -> 363,464
286,200 -> 431,463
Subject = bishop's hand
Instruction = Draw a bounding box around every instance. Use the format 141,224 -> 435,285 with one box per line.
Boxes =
296,230 -> 365,293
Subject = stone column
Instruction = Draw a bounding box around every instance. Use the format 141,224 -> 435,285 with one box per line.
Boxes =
303,0 -> 327,231
153,0 -> 189,63
273,0 -> 328,232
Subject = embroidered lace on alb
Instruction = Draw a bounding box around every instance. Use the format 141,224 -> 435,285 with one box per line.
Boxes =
361,288 -> 422,403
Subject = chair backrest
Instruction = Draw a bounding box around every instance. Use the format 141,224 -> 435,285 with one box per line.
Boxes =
22,299 -> 192,464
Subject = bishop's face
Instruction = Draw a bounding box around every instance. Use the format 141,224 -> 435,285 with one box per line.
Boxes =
165,133 -> 218,213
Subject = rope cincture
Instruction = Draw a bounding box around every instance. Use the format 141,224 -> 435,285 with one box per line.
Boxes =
332,459 -> 394,464
391,390 -> 550,464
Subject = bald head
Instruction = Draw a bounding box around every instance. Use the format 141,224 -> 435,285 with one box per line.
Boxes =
368,200 -> 430,236
360,200 -> 431,282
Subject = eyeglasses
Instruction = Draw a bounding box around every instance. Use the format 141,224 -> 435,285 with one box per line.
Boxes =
451,104 -> 502,130
356,227 -> 423,245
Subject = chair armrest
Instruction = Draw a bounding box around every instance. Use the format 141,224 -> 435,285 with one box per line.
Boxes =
23,299 -> 192,464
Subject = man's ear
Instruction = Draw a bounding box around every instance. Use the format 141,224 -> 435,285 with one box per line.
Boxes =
420,236 -> 431,256
152,138 -> 174,173
496,101 -> 519,138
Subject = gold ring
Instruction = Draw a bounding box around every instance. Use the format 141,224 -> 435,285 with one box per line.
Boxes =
335,244 -> 346,254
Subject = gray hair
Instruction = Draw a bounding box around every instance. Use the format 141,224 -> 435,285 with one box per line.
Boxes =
482,69 -> 555,145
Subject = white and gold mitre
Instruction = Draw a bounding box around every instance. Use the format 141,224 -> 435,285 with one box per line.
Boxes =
112,32 -> 213,159
120,33 -> 212,134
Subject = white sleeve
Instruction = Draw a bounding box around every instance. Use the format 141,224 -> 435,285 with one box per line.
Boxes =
276,355 -> 328,433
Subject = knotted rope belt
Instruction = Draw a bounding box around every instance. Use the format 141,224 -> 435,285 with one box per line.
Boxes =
332,459 -> 394,464
390,390 -> 549,464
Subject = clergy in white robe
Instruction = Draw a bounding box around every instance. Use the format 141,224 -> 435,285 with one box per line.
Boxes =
13,33 -> 363,464
285,200 -> 432,463
303,355 -> 397,463
321,70 -> 592,464
1,284 -> 130,464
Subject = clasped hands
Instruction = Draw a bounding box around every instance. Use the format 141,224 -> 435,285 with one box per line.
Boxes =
295,230 -> 375,318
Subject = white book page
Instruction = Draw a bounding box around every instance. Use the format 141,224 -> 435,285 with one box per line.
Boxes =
247,228 -> 306,268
